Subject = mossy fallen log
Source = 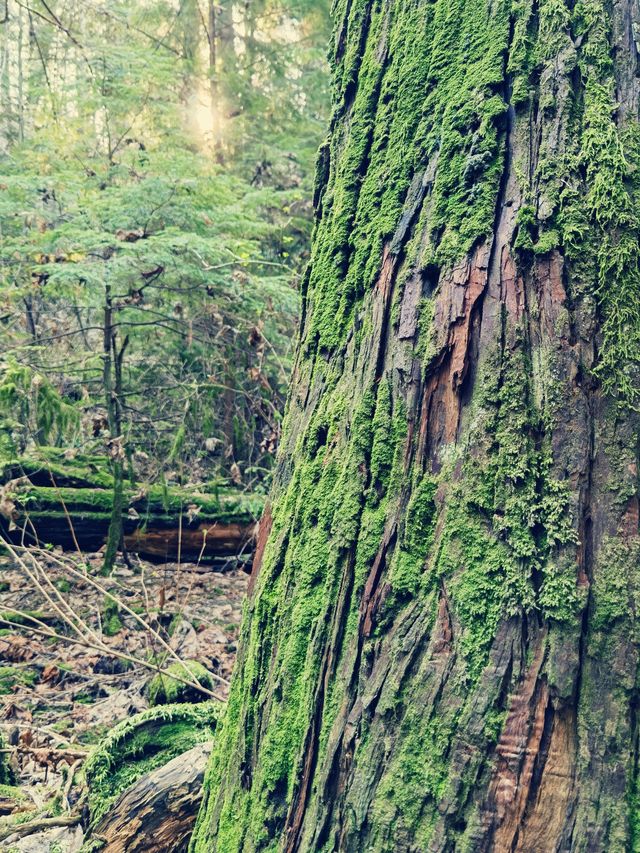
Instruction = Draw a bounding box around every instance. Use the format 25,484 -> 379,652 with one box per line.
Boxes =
1,453 -> 263,561
1,448 -> 116,490
82,702 -> 220,834
88,741 -> 211,853
0,705 -> 220,850
0,784 -> 28,817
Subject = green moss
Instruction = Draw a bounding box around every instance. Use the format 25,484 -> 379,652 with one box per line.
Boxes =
514,203 -> 536,250
10,482 -> 263,524
0,665 -> 39,695
371,709 -> 456,843
0,452 -> 115,490
101,596 -> 122,637
147,660 -> 213,706
384,474 -> 437,611
484,708 -> 508,744
191,369 -> 413,850
0,807 -> 41,842
84,702 -> 220,828
301,0 -> 516,358
513,0 -> 640,409
416,296 -> 437,369
0,784 -> 24,800
426,337 -> 581,680
591,538 -> 640,634
533,229 -> 561,255
0,610 -> 47,628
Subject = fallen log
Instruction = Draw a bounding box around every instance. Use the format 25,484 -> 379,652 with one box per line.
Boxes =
89,741 -> 211,852
124,521 -> 253,561
0,785 -> 28,817
0,705 -> 220,849
82,702 -> 220,827
1,454 -> 263,561
1,449 -> 114,490
82,703 -> 220,851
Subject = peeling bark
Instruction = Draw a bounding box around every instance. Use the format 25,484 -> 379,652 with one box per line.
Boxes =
192,1 -> 640,850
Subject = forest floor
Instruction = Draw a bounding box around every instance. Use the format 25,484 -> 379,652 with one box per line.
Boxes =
0,550 -> 248,851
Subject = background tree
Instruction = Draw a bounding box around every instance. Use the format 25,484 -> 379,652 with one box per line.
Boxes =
0,0 -> 330,503
192,0 -> 640,850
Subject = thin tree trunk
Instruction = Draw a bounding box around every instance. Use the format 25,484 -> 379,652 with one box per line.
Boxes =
207,0 -> 223,162
16,1 -> 24,143
23,295 -> 37,342
102,279 -> 124,575
192,1 -> 640,851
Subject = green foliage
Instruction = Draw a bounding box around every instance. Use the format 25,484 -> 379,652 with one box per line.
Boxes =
0,0 -> 331,489
0,360 -> 79,454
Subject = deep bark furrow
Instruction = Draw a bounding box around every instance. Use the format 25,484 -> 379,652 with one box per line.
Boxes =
192,1 -> 640,851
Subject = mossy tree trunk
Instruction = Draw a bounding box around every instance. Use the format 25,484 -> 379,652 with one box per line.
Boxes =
192,1 -> 640,850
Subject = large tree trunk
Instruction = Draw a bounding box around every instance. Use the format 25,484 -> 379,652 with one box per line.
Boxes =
192,1 -> 640,850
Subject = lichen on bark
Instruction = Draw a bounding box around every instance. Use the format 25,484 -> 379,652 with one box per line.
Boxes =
192,0 -> 640,850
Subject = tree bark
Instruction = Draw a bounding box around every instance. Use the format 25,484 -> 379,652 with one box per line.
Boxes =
90,742 -> 211,853
192,1 -> 640,851
102,278 -> 125,574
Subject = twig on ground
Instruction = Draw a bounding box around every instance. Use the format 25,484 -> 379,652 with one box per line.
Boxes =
0,613 -> 225,701
0,811 -> 82,842
15,543 -> 230,689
